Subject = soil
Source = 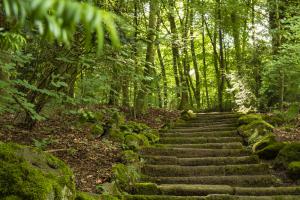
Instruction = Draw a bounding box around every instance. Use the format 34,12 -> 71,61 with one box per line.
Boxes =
0,107 -> 180,193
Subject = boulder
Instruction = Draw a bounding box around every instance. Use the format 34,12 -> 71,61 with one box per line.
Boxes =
0,142 -> 76,200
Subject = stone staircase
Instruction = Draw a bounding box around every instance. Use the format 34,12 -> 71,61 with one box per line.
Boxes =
125,113 -> 300,200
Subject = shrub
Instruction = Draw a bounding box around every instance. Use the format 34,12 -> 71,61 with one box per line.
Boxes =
274,143 -> 300,169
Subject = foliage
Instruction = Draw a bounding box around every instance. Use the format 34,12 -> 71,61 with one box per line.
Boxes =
227,73 -> 257,113
112,164 -> 140,193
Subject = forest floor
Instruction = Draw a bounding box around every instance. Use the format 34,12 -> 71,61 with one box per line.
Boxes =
0,107 -> 180,193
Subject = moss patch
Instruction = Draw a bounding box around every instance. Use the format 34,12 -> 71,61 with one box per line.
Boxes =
132,183 -> 160,195
238,114 -> 262,125
256,142 -> 286,160
252,134 -> 276,152
75,192 -> 99,200
275,143 -> 300,169
288,161 -> 300,180
0,142 -> 75,200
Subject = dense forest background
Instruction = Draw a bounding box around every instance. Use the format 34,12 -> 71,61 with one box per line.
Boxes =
0,0 -> 300,129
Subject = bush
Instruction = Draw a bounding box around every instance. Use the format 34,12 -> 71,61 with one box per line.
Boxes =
112,164 -> 140,193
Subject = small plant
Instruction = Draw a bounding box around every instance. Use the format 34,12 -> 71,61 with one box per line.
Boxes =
32,138 -> 53,150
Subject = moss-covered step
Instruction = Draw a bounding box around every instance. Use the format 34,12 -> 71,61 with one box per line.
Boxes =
235,186 -> 300,196
160,131 -> 239,138
124,195 -> 300,200
130,184 -> 300,196
158,142 -> 244,149
140,148 -> 249,158
142,164 -> 269,177
174,121 -> 238,127
144,175 -> 280,186
174,124 -> 238,129
159,137 -> 243,144
169,127 -> 237,132
143,155 -> 259,166
0,142 -> 75,200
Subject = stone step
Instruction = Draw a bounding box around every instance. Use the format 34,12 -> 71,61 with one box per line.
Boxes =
156,142 -> 243,149
175,122 -> 238,128
141,148 -> 249,158
142,164 -> 269,177
160,131 -> 238,138
169,126 -> 237,132
124,195 -> 300,200
131,184 -> 300,196
159,136 -> 243,144
144,175 -> 280,186
143,155 -> 259,166
174,123 -> 238,129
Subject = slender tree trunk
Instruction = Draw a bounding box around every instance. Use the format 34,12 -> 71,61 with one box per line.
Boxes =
217,0 -> 225,112
157,45 -> 168,108
190,1 -> 201,110
202,15 -> 210,109
135,0 -> 159,114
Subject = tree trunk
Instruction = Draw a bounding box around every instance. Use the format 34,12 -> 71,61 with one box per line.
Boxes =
135,0 -> 159,114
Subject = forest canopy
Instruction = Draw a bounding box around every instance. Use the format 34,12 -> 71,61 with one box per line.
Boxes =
0,0 -> 300,128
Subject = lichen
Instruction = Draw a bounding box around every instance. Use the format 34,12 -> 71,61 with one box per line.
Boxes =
0,142 -> 75,200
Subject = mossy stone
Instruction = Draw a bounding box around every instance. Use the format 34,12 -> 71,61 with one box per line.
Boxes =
109,128 -> 125,142
0,142 -> 75,200
288,161 -> 300,180
262,114 -> 285,126
90,124 -> 104,137
122,150 -> 139,164
238,114 -> 262,125
252,134 -> 276,152
238,119 -> 274,139
275,143 -> 300,169
181,110 -> 196,120
75,192 -> 99,200
256,142 -> 286,160
132,183 -> 160,195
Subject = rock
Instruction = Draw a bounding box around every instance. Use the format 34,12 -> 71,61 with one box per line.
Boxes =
238,114 -> 262,125
252,134 -> 276,152
288,161 -> 300,180
181,110 -> 196,120
275,143 -> 300,169
256,142 -> 286,160
238,119 -> 274,140
75,192 -> 99,200
0,142 -> 75,200
90,124 -> 104,137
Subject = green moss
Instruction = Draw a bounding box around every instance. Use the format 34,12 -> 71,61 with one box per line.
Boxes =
75,192 -> 99,200
0,142 -> 75,200
90,124 -> 104,137
256,142 -> 286,160
238,114 -> 262,125
122,150 -> 139,164
262,114 -> 285,126
238,119 -> 274,140
275,143 -> 300,169
120,121 -> 150,134
112,164 -> 140,192
109,128 -> 125,142
181,110 -> 196,120
132,183 -> 160,195
252,134 -> 276,152
288,161 -> 300,180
